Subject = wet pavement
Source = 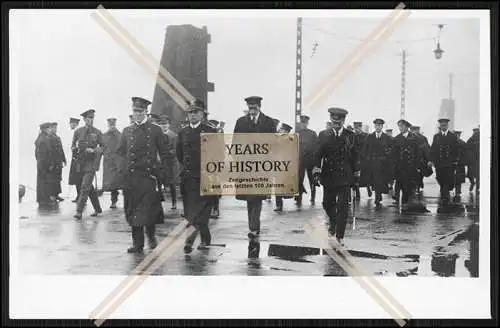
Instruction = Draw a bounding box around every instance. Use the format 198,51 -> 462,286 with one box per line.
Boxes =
17,178 -> 479,277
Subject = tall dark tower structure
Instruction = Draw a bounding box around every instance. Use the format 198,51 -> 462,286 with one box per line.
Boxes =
151,24 -> 214,130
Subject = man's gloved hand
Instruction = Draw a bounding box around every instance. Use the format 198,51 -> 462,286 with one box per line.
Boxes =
312,167 -> 321,186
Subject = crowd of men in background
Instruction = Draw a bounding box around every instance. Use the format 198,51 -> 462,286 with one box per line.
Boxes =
32,95 -> 481,251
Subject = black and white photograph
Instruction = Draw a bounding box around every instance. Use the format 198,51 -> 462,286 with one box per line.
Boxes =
9,6 -> 492,321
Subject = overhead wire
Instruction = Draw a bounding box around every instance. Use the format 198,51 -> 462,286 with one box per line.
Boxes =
302,23 -> 437,45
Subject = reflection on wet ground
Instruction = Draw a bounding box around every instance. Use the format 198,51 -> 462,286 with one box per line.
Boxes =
16,179 -> 479,277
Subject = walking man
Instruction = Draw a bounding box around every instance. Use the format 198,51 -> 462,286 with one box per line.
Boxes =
159,114 -> 179,210
466,127 -> 480,193
392,119 -> 426,211
35,122 -> 57,206
73,109 -> 104,220
117,97 -> 168,253
430,118 -> 459,205
313,107 -> 359,246
410,125 -> 431,193
360,119 -> 392,207
68,117 -> 81,202
233,96 -> 278,240
176,100 -> 218,253
352,121 -> 372,200
49,122 -> 66,202
296,115 -> 319,206
274,122 -> 295,212
454,130 -> 467,200
102,118 -> 125,209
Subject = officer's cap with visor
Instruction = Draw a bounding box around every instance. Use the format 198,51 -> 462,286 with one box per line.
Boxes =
131,97 -> 152,112
397,119 -> 412,128
328,107 -> 348,120
69,117 -> 80,124
80,109 -> 96,119
373,118 -> 385,125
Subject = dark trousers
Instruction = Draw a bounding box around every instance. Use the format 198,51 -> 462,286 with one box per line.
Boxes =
76,171 -> 102,213
436,167 -> 454,202
275,196 -> 283,209
132,225 -> 156,249
73,174 -> 83,199
298,165 -> 315,201
322,185 -> 350,239
111,190 -> 119,203
169,184 -> 177,204
455,184 -> 462,195
185,200 -> 212,246
247,199 -> 263,233
398,179 -> 415,205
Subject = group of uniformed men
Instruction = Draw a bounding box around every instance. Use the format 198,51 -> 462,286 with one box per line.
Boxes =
35,95 -> 480,251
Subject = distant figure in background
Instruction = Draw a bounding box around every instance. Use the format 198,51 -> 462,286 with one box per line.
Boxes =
410,125 -> 431,194
68,117 -> 81,202
102,118 -> 125,209
326,121 -> 333,130
385,128 -> 395,192
35,122 -> 57,205
73,109 -> 104,220
233,96 -> 278,240
19,184 -> 26,203
208,119 -> 221,218
49,122 -> 66,202
466,127 -> 480,193
360,119 -> 392,207
453,131 -> 468,200
274,123 -> 295,212
128,114 -> 135,125
296,115 -> 319,207
353,121 -> 372,200
159,114 -> 179,210
430,118 -> 459,205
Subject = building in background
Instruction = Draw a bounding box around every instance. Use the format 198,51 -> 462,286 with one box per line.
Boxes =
151,24 -> 215,131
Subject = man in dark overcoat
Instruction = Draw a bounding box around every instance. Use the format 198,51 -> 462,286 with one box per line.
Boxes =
392,119 -> 427,211
233,96 -> 278,240
35,122 -> 57,205
274,122 -> 295,212
159,114 -> 179,210
176,100 -> 218,253
385,128 -> 396,192
453,130 -> 467,200
313,107 -> 359,246
73,110 -> 104,219
295,115 -> 319,206
430,118 -> 459,205
360,118 -> 392,207
68,117 -> 81,202
117,97 -> 168,253
353,121 -> 372,200
49,122 -> 66,202
410,125 -> 431,193
102,118 -> 125,209
466,127 -> 480,193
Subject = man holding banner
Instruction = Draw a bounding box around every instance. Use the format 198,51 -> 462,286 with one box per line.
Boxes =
233,96 -> 278,240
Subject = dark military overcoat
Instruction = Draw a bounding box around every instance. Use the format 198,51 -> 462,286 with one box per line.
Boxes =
315,128 -> 358,188
430,131 -> 459,187
391,132 -> 424,185
466,132 -> 480,180
359,132 -> 392,193
456,138 -> 468,184
117,120 -> 168,227
176,122 -> 218,223
102,128 -> 125,191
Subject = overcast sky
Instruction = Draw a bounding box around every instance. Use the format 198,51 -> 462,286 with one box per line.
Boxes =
10,10 -> 481,188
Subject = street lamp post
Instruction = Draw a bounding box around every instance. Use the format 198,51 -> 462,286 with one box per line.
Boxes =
433,24 -> 446,60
